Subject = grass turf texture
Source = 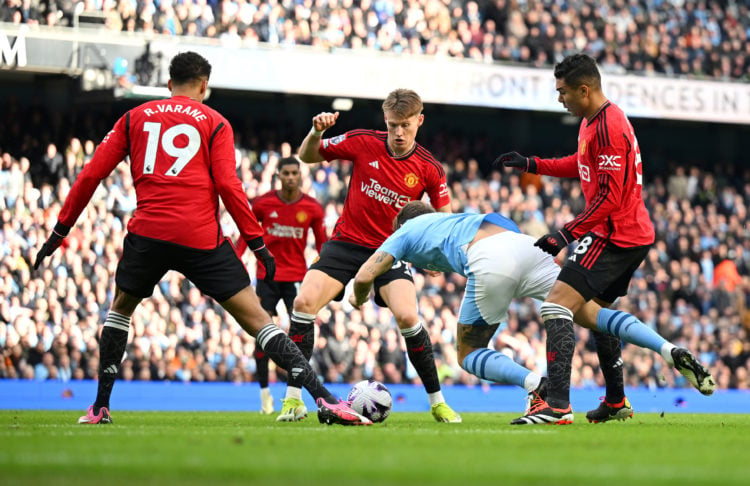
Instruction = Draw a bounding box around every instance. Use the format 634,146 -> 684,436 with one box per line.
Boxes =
2,411 -> 747,486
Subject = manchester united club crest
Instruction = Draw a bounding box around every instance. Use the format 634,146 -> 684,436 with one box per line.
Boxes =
580,139 -> 587,155
404,173 -> 419,188
296,211 -> 308,223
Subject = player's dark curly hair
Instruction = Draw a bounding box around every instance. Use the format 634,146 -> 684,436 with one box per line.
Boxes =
169,51 -> 211,86
393,201 -> 435,230
554,53 -> 601,89
278,157 -> 300,171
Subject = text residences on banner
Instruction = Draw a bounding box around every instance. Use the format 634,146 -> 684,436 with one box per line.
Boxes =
2,24 -> 749,124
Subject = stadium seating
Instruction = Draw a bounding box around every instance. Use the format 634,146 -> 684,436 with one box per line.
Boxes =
2,0 -> 747,81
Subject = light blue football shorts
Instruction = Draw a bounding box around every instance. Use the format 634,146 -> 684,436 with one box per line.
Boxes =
458,231 -> 560,326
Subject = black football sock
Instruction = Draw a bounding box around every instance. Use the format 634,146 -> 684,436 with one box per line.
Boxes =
93,312 -> 131,412
286,311 -> 316,389
593,331 -> 625,403
257,324 -> 334,402
540,303 -> 575,410
402,323 -> 441,394
254,347 -> 269,388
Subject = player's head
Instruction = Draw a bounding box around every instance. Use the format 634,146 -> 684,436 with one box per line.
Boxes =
168,51 -> 212,101
393,200 -> 435,230
277,157 -> 301,193
382,89 -> 424,157
553,53 -> 603,118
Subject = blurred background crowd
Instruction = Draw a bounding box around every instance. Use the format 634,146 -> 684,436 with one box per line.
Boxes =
2,0 -> 750,81
1,92 -> 749,393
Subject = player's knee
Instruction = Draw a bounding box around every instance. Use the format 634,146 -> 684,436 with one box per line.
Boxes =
292,293 -> 317,314
111,286 -> 141,316
393,312 -> 419,329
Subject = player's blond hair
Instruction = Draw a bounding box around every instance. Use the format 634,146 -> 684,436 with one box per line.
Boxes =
382,89 -> 423,119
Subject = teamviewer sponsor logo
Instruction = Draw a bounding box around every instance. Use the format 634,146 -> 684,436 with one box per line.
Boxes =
361,178 -> 411,208
268,223 -> 304,239
598,154 -> 622,170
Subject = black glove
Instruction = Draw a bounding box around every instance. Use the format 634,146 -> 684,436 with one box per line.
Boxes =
247,237 -> 276,283
34,222 -> 70,270
493,151 -> 538,174
534,228 -> 573,257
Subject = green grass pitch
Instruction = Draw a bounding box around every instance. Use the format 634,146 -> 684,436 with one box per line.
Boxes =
2,410 -> 748,486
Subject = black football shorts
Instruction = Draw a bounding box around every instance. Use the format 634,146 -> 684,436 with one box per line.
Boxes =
557,232 -> 652,303
255,280 -> 299,316
309,239 -> 413,307
116,233 -> 250,302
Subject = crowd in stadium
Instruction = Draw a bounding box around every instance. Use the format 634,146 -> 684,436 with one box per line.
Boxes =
2,0 -> 750,81
1,91 -> 748,393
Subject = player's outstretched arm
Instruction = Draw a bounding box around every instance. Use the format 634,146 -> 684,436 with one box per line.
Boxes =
298,111 -> 339,164
350,251 -> 394,309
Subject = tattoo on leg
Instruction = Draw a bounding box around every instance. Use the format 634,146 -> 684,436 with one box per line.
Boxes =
458,324 -> 499,350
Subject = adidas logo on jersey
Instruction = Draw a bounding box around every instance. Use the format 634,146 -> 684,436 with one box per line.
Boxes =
369,160 -> 379,169
269,211 -> 279,218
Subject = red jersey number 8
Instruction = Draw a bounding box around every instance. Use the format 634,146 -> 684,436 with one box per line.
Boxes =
142,122 -> 201,176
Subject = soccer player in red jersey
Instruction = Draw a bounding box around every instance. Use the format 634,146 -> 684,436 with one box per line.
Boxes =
276,89 -> 462,423
497,53 -> 714,425
235,157 -> 326,414
34,51 -> 371,426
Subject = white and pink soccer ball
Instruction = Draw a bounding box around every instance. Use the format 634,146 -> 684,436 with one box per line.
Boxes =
346,380 -> 393,423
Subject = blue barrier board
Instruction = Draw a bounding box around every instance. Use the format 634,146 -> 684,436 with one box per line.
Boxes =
1,380 -> 746,414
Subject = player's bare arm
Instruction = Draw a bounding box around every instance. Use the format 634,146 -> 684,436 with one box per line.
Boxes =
298,111 -> 340,164
349,251 -> 395,308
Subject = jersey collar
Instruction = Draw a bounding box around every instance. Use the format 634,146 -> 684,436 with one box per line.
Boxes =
385,138 -> 418,160
276,190 -> 303,204
586,101 -> 611,126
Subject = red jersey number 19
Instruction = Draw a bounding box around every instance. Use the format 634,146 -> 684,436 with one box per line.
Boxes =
142,122 -> 201,176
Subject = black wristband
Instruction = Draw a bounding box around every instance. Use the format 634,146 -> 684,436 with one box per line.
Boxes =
559,226 -> 574,243
53,222 -> 71,237
247,236 -> 265,252
527,157 -> 539,174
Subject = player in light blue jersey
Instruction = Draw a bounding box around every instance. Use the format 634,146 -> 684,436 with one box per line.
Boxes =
350,201 -> 715,424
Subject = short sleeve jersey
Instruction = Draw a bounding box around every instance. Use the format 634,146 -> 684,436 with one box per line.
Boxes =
58,95 -> 263,249
318,129 -> 450,248
251,191 -> 326,282
379,212 -> 520,276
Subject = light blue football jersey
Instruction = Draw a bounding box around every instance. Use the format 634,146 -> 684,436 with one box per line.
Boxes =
378,212 -> 520,276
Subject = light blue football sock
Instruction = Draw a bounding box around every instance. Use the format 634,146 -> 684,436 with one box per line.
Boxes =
462,348 -> 533,389
596,308 -> 674,362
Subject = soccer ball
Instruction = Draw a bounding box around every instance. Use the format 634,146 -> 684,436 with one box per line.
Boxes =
346,380 -> 393,423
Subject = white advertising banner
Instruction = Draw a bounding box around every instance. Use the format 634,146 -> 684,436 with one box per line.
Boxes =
2,23 -> 748,125
153,42 -> 750,125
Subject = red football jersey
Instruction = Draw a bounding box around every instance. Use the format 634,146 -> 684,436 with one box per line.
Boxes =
318,129 -> 450,248
57,95 -> 263,249
247,191 -> 326,282
536,101 -> 655,247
